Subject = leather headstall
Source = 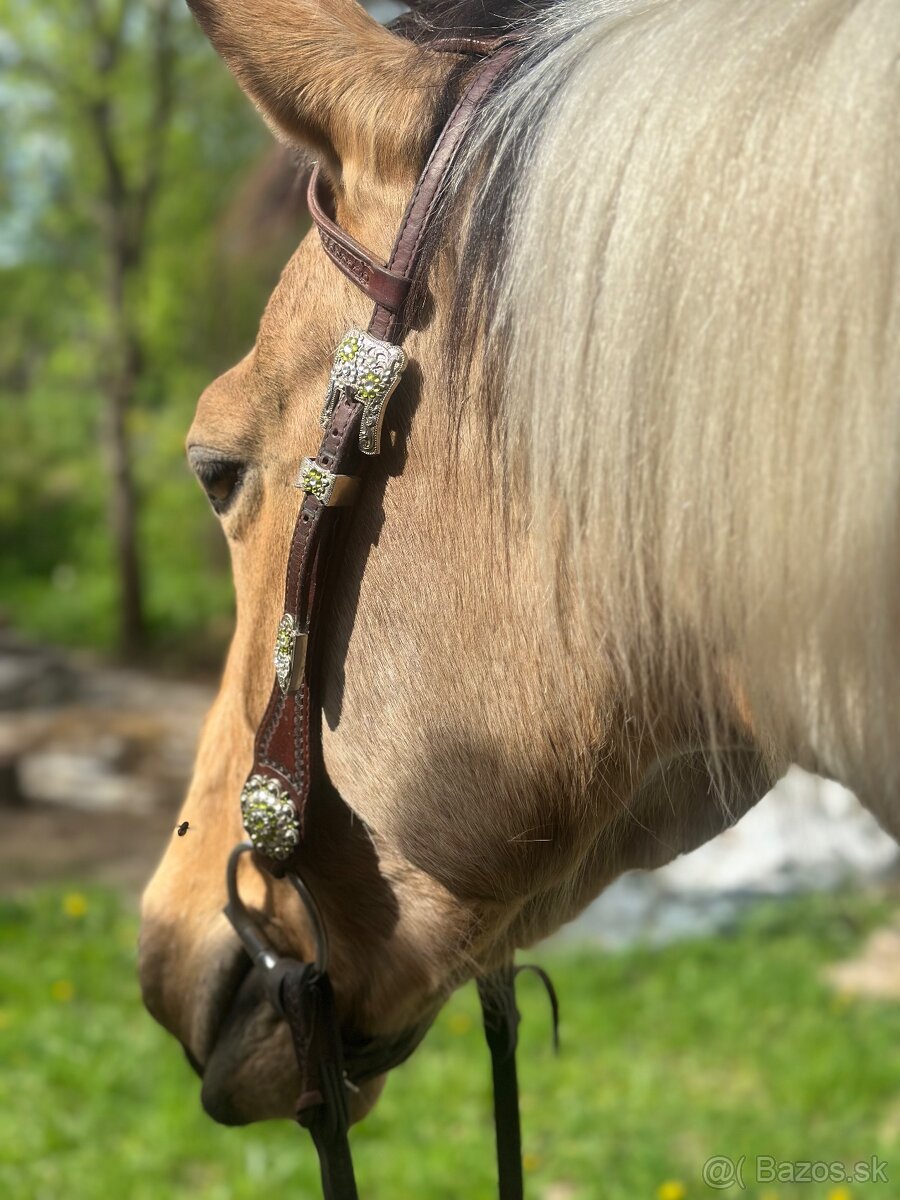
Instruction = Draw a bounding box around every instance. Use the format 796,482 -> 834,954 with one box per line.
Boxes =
222,36 -> 559,1200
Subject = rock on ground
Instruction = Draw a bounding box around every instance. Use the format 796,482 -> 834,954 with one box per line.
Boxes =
558,767 -> 899,948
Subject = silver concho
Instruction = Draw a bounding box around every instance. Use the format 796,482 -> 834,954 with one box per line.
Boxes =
239,774 -> 299,860
296,458 -> 336,505
320,328 -> 407,456
273,612 -> 306,694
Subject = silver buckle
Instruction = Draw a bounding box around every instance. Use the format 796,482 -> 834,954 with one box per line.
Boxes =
320,328 -> 407,455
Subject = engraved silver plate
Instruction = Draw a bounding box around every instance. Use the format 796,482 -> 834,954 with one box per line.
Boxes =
240,774 -> 299,860
273,612 -> 307,693
320,328 -> 406,456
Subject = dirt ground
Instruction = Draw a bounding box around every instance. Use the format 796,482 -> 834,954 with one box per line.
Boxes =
0,634 -> 213,896
0,799 -> 181,895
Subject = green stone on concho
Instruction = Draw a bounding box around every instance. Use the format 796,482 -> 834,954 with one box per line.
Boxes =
337,335 -> 359,364
299,464 -> 329,502
357,372 -> 381,402
240,774 -> 299,860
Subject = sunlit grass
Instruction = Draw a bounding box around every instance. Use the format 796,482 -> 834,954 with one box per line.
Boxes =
1,887 -> 899,1199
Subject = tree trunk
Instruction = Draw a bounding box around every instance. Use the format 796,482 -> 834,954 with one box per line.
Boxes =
104,374 -> 144,658
86,0 -> 176,659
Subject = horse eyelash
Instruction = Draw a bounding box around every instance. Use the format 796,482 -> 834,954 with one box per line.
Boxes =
191,457 -> 246,515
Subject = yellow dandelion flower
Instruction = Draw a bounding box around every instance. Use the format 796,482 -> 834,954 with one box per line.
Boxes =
657,1181 -> 686,1200
827,1188 -> 852,1200
760,1190 -> 780,1200
62,892 -> 88,918
51,979 -> 75,1003
523,1152 -> 541,1173
0,1010 -> 12,1030
448,1013 -> 472,1036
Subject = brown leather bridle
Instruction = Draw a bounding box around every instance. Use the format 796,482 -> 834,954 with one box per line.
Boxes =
222,38 -> 558,1200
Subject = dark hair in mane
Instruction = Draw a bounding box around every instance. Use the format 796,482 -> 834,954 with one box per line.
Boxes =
394,0 -> 567,452
396,0 -> 558,43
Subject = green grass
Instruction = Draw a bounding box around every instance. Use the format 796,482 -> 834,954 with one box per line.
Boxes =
1,887 -> 899,1200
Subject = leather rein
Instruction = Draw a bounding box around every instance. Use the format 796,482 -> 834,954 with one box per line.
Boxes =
221,38 -> 558,1200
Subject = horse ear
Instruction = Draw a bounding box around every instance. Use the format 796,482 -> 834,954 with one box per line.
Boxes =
186,0 -> 448,176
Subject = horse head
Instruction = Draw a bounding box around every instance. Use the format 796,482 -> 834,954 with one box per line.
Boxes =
140,0 -> 900,1135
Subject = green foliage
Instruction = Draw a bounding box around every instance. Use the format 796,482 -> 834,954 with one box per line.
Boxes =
1,886 -> 899,1199
0,0 -> 282,660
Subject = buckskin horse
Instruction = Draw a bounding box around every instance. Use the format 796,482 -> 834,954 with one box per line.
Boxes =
139,0 -> 900,1195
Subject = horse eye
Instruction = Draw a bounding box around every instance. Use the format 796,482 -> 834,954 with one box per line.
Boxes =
187,447 -> 245,515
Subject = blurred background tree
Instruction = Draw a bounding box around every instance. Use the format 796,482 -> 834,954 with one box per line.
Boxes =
0,0 -> 301,665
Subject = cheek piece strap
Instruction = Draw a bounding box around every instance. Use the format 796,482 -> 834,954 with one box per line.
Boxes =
222,38 -> 560,1200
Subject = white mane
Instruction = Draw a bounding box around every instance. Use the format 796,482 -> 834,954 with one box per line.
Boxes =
461,0 -> 900,805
